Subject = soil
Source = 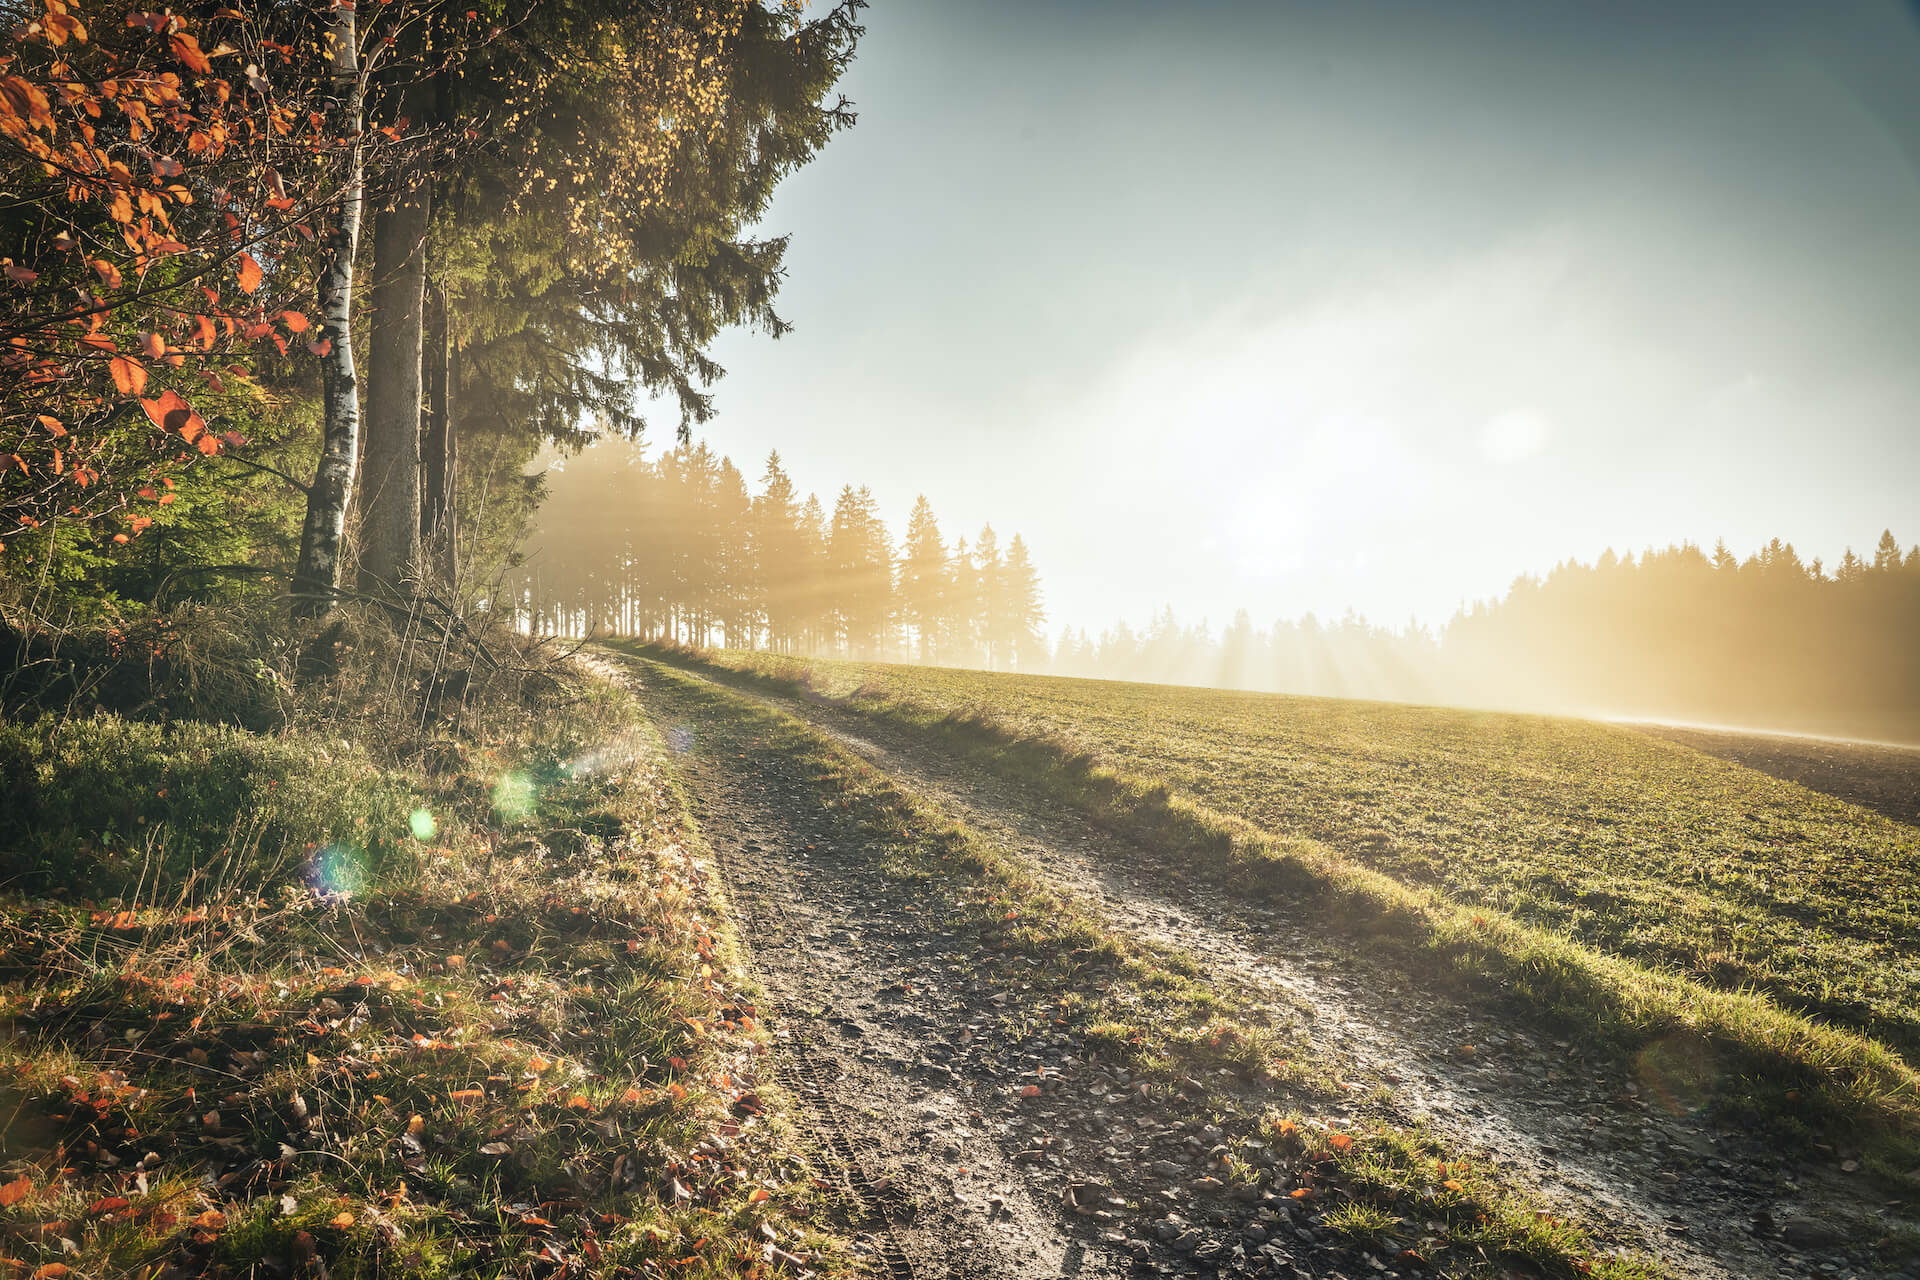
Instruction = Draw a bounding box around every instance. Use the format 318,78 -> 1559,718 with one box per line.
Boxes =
624,656 -> 1918,1280
1637,725 -> 1920,828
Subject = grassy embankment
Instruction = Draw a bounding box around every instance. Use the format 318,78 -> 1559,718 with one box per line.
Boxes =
0,670 -> 843,1279
629,655 -> 1663,1280
639,645 -> 1920,1182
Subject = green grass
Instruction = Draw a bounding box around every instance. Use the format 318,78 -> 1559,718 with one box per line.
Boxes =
0,676 -> 847,1278
637,645 -> 1920,1181
629,654 -> 1661,1280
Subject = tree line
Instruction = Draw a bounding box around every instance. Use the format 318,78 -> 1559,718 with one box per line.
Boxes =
1049,532 -> 1920,742
513,437 -> 1918,740
510,438 -> 1046,667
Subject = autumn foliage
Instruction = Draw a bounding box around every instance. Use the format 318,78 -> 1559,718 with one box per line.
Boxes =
0,2 -> 336,545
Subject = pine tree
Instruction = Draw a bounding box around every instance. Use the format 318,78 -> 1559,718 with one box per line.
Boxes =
897,496 -> 948,662
945,536 -> 980,667
1874,529 -> 1903,573
974,524 -> 1004,669
755,453 -> 804,652
1000,533 -> 1046,668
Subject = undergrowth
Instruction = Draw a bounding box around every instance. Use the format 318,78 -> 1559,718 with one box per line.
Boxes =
0,646 -> 846,1278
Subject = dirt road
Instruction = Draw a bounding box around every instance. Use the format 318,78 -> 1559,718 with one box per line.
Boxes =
624,654 -> 1910,1280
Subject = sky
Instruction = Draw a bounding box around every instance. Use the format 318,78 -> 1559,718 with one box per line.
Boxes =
670,0 -> 1920,634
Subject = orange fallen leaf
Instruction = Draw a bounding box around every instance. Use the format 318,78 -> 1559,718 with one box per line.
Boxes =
329,1212 -> 354,1229
0,1177 -> 30,1206
109,355 -> 146,396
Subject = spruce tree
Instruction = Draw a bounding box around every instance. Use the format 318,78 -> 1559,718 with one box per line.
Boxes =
898,496 -> 948,662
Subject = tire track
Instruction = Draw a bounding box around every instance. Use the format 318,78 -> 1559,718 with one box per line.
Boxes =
665,663 -> 1907,1280
703,830 -> 922,1280
637,662 -> 1136,1280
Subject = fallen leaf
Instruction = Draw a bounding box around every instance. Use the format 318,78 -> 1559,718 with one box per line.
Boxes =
109,355 -> 146,396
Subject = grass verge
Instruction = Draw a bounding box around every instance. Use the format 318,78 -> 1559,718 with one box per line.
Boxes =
629,643 -> 1920,1190
630,653 -> 1664,1280
0,671 -> 845,1278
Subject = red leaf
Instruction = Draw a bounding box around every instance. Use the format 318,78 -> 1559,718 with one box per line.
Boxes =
0,1176 -> 30,1206
139,331 -> 165,358
280,310 -> 310,334
109,355 -> 147,396
170,32 -> 213,75
306,337 -> 331,357
139,389 -> 206,443
235,252 -> 262,294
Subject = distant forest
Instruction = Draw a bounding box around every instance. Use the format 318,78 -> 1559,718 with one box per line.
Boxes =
514,440 -> 1920,742
513,440 -> 1045,669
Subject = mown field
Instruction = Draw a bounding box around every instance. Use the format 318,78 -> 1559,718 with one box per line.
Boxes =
696,652 -> 1920,1063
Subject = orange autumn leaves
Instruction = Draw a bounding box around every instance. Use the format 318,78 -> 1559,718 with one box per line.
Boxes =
0,0 -> 352,543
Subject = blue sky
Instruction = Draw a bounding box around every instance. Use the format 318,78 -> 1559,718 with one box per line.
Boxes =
668,0 -> 1920,631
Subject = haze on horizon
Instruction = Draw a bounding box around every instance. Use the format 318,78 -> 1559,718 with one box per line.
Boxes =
662,0 -> 1920,635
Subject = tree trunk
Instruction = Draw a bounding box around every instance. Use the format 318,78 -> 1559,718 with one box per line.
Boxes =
291,0 -> 364,620
357,172 -> 431,597
421,277 -> 456,588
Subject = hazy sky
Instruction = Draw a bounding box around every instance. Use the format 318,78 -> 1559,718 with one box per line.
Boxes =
674,0 -> 1920,633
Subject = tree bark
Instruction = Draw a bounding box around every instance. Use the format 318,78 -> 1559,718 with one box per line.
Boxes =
421,276 -> 456,588
291,0 -> 364,620
357,172 -> 431,596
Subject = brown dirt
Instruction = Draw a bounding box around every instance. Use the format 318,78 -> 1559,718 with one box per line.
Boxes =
1636,725 -> 1920,828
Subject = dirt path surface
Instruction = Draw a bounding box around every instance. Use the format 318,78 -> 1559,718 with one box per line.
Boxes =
647,684 -> 1124,1279
644,661 -> 1916,1280
1637,725 -> 1920,828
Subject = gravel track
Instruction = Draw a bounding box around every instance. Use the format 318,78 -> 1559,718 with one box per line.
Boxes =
643,660 -> 1916,1280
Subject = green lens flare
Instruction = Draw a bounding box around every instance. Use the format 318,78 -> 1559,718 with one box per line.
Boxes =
492,772 -> 537,824
408,807 -> 438,840
306,843 -> 367,899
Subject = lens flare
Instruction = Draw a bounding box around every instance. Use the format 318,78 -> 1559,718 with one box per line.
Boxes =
492,771 -> 537,823
305,843 -> 367,900
1633,1033 -> 1716,1115
408,807 -> 438,840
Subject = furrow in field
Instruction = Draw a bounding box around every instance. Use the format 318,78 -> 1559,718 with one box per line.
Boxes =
682,669 -> 1889,1280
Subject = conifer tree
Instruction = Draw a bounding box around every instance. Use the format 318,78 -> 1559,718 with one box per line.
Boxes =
945,535 -> 980,667
973,524 -> 1004,669
1000,533 -> 1046,668
898,496 -> 948,662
